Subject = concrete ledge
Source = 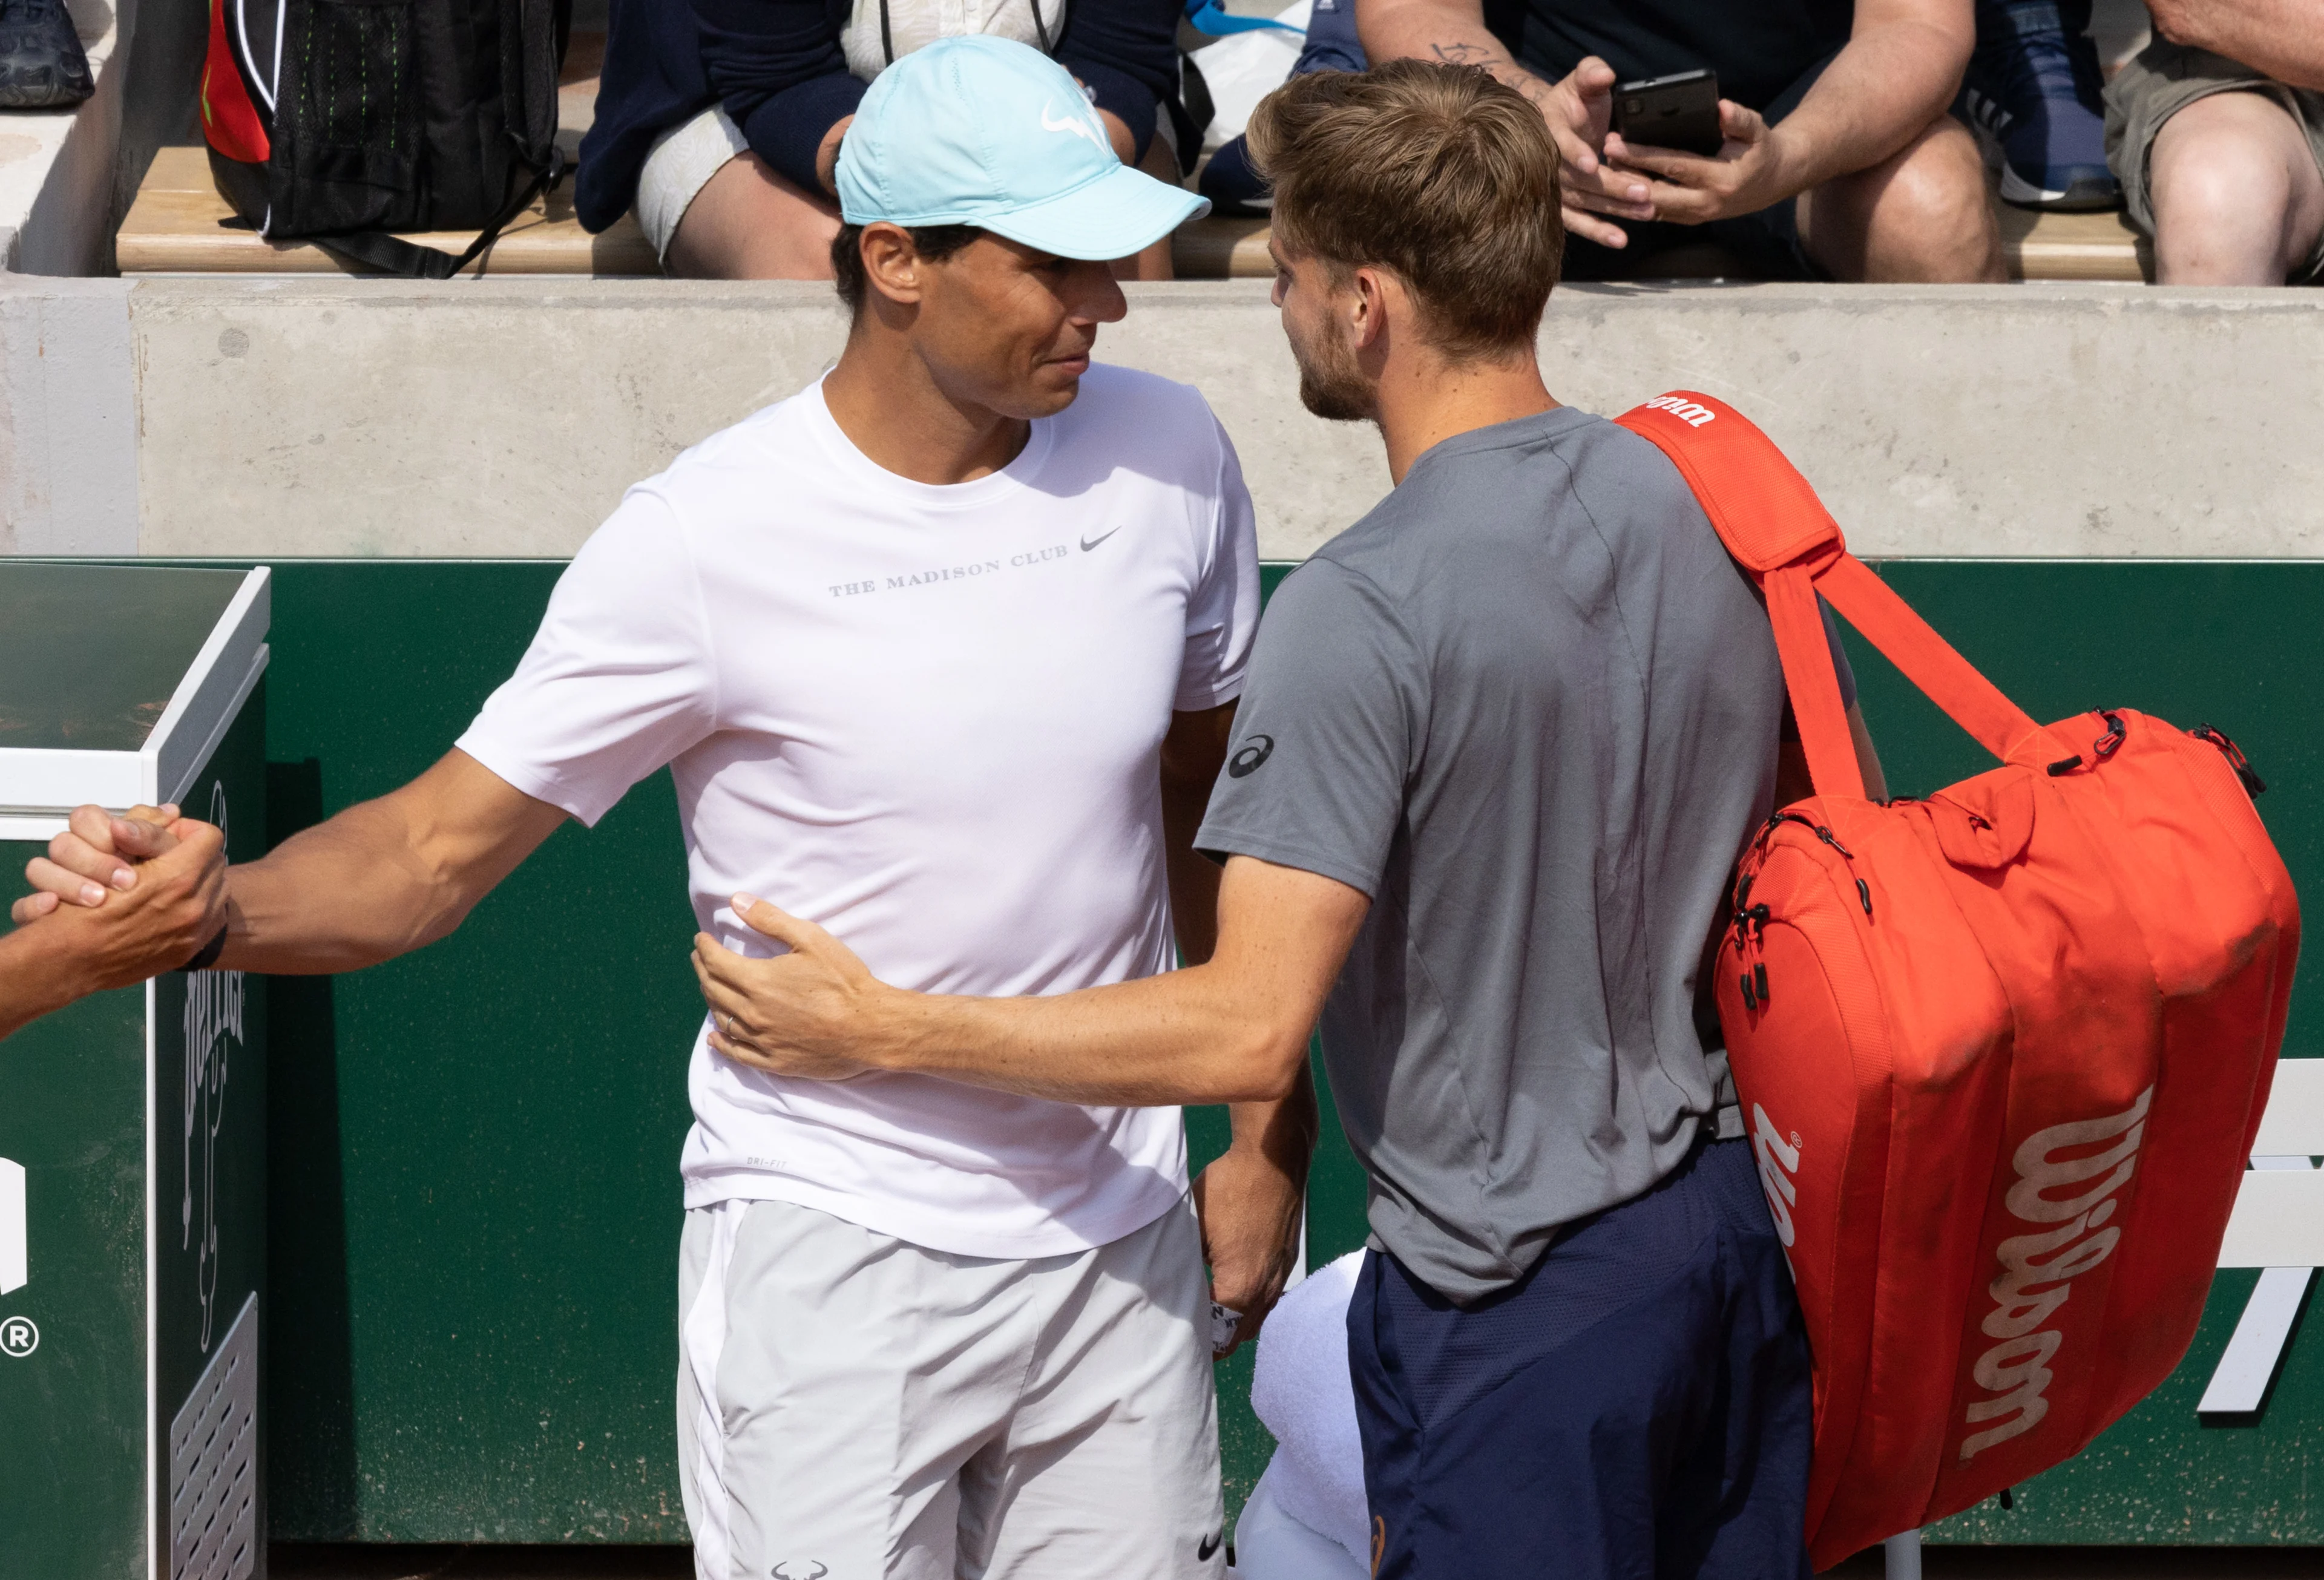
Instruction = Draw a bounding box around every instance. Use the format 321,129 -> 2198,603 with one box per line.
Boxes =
9,277 -> 2324,561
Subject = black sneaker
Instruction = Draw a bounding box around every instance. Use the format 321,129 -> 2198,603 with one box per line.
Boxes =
0,0 -> 94,110
1957,0 -> 2118,211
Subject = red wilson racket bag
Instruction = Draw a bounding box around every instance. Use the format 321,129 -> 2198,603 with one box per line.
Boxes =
1614,393 -> 2299,1567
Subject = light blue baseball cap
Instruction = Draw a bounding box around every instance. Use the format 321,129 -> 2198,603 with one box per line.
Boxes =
836,35 -> 1209,261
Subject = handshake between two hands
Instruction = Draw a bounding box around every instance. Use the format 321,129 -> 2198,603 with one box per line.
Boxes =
9,804 -> 229,1006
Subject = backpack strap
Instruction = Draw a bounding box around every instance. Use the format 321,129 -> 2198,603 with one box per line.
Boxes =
1615,392 -> 2063,798
312,155 -> 561,281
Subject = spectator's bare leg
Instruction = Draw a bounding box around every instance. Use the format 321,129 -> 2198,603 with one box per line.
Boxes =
1113,135 -> 1182,282
666,152 -> 844,281
1797,114 -> 2004,283
2148,91 -> 2324,286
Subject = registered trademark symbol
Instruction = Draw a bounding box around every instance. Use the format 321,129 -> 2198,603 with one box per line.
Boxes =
1791,1132 -> 1804,1150
0,1316 -> 38,1358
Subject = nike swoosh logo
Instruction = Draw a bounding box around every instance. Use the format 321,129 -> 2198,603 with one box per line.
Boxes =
1196,1532 -> 1222,1562
1080,526 -> 1124,552
1041,102 -> 1106,148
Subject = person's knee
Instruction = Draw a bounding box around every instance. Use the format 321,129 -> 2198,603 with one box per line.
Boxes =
1808,117 -> 2001,283
666,154 -> 843,281
2149,96 -> 2298,234
1867,119 -> 2001,279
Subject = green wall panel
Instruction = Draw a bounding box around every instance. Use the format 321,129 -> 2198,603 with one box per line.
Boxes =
29,557 -> 2316,1547
0,967 -> 149,1577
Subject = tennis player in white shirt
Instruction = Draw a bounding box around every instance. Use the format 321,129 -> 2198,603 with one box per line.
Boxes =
21,36 -> 1308,1579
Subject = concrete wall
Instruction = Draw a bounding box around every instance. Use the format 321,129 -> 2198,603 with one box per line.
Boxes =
7,277 -> 2324,560
0,0 -> 203,277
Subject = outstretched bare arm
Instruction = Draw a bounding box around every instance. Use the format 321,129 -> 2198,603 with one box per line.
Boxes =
20,750 -> 566,977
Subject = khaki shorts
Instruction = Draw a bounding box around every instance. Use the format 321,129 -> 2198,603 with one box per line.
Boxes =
677,1194 -> 1226,1580
2104,39 -> 2324,283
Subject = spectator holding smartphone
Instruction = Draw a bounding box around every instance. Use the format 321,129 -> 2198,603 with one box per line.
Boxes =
579,0 -> 1195,279
2105,2 -> 2324,284
1356,0 -> 2005,281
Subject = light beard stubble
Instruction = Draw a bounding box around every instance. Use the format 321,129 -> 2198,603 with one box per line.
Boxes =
1292,321 -> 1377,424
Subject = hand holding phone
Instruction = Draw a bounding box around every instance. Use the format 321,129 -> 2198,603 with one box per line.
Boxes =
1611,68 -> 1724,157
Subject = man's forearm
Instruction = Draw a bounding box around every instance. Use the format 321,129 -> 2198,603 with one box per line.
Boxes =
1357,0 -> 1554,109
0,925 -> 87,1041
1761,15 -> 1973,198
217,798 -> 469,974
1227,1074 -> 1319,1199
876,956 -> 1311,1106
218,753 -> 563,975
2151,0 -> 2324,91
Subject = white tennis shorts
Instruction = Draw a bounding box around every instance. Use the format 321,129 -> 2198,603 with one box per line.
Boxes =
677,1194 -> 1226,1580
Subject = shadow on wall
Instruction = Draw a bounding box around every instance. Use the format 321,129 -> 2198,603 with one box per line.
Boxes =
264,755 -> 361,1536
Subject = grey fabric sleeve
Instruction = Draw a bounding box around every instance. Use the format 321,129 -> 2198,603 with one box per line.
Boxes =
1193,559 -> 1423,899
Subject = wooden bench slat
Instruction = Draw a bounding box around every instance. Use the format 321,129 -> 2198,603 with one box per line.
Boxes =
1169,206 -> 2152,284
118,154 -> 659,277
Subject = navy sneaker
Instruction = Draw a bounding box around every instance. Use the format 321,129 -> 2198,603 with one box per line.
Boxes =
1957,0 -> 2118,211
0,0 -> 94,110
1200,134 -> 1270,214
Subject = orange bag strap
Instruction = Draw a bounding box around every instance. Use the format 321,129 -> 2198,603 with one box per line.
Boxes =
1614,392 -> 2062,798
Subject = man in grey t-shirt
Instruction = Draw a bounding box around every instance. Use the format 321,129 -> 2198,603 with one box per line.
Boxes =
1198,410 -> 1858,1304
691,60 -> 1884,1580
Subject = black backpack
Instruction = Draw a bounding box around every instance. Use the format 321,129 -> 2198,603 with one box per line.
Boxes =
199,0 -> 570,278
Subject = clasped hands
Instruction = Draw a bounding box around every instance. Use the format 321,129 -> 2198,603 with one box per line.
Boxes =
1538,56 -> 1790,248
11,803 -> 229,991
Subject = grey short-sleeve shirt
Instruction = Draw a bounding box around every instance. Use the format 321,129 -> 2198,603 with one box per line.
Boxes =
1196,407 -> 1851,1303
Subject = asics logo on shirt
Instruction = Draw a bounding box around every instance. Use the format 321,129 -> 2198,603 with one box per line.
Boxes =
1227,735 -> 1275,778
1080,526 -> 1124,551
1041,101 -> 1109,150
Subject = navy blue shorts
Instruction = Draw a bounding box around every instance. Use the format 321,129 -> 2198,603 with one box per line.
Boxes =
1345,1137 -> 1813,1580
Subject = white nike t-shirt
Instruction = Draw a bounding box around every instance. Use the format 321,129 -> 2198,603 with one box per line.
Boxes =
458,365 -> 1261,1257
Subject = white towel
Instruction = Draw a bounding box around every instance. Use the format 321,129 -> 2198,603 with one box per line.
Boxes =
1192,0 -> 1314,152
1247,1250 -> 1370,1566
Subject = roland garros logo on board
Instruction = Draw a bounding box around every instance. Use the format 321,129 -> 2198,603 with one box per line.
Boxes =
1960,1087 -> 2155,1460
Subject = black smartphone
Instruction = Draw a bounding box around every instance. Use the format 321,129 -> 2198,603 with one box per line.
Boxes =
1612,68 -> 1724,157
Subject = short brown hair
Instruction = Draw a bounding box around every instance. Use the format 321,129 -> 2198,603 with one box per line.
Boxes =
830,222 -> 983,315
1246,60 -> 1563,358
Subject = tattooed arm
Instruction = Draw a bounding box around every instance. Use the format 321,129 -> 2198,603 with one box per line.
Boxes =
1356,0 -> 1652,247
